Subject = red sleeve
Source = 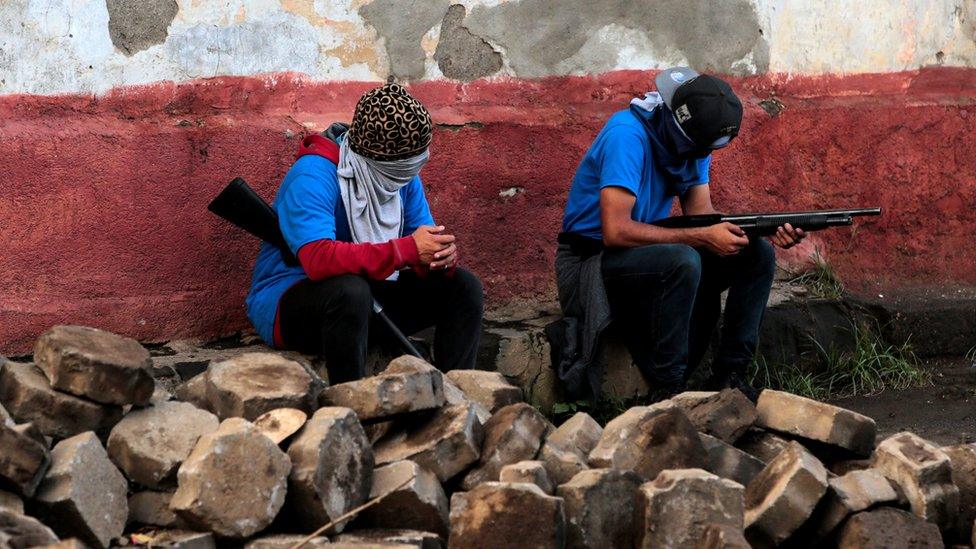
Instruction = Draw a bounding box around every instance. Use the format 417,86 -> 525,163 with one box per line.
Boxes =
297,236 -> 420,281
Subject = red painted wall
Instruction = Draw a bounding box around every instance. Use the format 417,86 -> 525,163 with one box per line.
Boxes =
1,68 -> 974,353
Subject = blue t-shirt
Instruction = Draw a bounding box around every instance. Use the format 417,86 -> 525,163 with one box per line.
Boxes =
245,153 -> 435,345
562,109 -> 711,240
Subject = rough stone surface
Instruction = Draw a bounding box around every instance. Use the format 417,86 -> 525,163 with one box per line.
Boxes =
170,418 -> 291,538
107,401 -> 218,488
245,534 -> 331,549
206,352 -> 317,420
546,412 -> 602,457
442,376 -> 491,424
588,402 -> 707,480
33,432 -> 128,549
253,408 -> 307,445
0,509 -> 59,548
697,523 -> 751,549
433,4 -> 503,81
489,327 -> 558,414
336,528 -> 442,549
634,468 -> 744,549
836,507 -> 944,548
0,421 -> 50,497
943,443 -> 976,540
814,468 -> 899,537
756,389 -> 877,457
449,482 -> 565,549
0,490 -> 23,514
735,428 -> 792,463
461,403 -> 550,489
871,431 -> 959,528
320,356 -> 445,422
744,441 -> 829,547
672,389 -> 757,443
105,0 -> 179,56
374,402 -> 483,482
500,460 -> 554,495
0,360 -> 123,440
127,490 -> 178,528
539,441 -> 589,486
174,373 -> 211,412
286,407 -> 373,532
0,401 -> 9,423
557,468 -> 641,549
360,460 -> 449,537
700,433 -> 766,487
138,529 -> 216,549
33,325 -> 154,406
444,369 -> 521,413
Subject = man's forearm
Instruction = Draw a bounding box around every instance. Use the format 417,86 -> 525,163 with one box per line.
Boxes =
603,219 -> 707,248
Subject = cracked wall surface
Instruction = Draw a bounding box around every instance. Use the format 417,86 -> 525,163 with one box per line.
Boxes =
0,0 -> 974,94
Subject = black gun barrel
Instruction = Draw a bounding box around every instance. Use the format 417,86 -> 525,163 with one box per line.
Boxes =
653,207 -> 881,237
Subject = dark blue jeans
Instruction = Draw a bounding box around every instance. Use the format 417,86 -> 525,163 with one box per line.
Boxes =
601,239 -> 775,387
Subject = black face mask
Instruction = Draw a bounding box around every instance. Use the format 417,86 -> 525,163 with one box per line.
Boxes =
661,108 -> 712,159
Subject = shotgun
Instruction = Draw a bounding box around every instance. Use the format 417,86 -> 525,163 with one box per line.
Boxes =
652,207 -> 882,236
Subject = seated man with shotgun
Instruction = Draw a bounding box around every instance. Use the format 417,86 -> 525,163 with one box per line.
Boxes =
246,81 -> 483,383
554,67 -> 804,402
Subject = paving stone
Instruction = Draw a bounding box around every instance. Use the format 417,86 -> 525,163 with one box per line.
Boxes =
449,482 -> 565,549
756,390 -> 877,457
33,325 -> 154,406
836,507 -> 944,548
206,352 -> 317,420
0,509 -> 59,548
700,432 -> 766,486
0,421 -> 50,497
0,401 -> 10,423
0,490 -> 23,514
336,529 -> 441,549
442,377 -> 490,424
735,428 -> 791,463
634,468 -> 744,549
0,360 -> 123,440
813,468 -> 900,538
34,540 -> 88,549
461,403 -> 550,489
588,401 -> 707,480
444,370 -> 522,412
33,432 -> 128,548
253,408 -> 307,445
539,441 -> 588,486
500,460 -> 554,494
170,418 -> 291,538
107,401 -> 218,488
943,443 -> 976,541
244,534 -> 331,549
173,373 -> 211,411
139,529 -> 216,549
286,407 -> 373,532
871,431 -> 959,529
374,403 -> 483,482
830,458 -> 873,476
697,523 -> 751,548
744,441 -> 829,547
127,490 -> 178,528
546,412 -> 602,457
672,389 -> 758,443
320,356 -> 445,423
557,468 -> 641,549
360,460 -> 448,537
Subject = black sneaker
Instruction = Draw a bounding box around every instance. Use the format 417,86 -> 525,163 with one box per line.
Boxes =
726,371 -> 761,403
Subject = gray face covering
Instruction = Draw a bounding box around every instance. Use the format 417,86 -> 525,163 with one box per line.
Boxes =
337,136 -> 429,245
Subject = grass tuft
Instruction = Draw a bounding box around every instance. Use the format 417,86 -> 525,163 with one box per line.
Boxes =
789,250 -> 844,299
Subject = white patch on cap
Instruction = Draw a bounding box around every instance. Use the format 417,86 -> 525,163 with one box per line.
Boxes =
675,104 -> 692,123
670,71 -> 688,83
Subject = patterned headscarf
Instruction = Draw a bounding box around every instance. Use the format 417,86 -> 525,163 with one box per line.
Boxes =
348,82 -> 433,161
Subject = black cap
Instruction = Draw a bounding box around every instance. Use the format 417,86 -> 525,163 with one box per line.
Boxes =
655,67 -> 743,149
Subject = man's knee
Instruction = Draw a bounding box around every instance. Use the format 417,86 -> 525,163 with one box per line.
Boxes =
662,244 -> 702,283
449,268 -> 484,313
322,275 -> 373,318
750,238 -> 776,278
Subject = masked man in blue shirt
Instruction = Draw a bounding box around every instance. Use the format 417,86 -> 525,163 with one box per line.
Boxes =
555,67 -> 804,401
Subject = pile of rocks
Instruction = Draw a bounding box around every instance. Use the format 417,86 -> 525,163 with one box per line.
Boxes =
0,325 -> 972,548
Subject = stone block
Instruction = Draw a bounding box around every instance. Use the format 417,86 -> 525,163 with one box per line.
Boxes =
33,325 -> 154,406
374,403 -> 483,482
206,352 -> 317,420
697,523 -> 751,548
488,327 -> 559,414
672,389 -> 757,443
557,468 -> 641,549
320,356 -> 445,422
360,460 -> 448,537
0,509 -> 59,548
500,461 -> 554,494
872,431 -> 959,529
336,529 -> 442,549
734,428 -> 792,463
174,373 -> 211,411
539,442 -> 588,486
943,443 -> 976,541
634,469 -> 744,549
813,468 -> 899,537
442,376 -> 490,424
588,402 -> 707,480
836,507 -> 944,548
700,433 -> 765,486
0,490 -> 23,514
0,421 -> 50,497
287,407 -> 373,532
449,482 -> 565,549
253,408 -> 307,445
756,390 -> 877,457
139,530 -> 216,549
245,534 -> 331,549
0,360 -> 123,440
33,432 -> 128,548
171,418 -> 291,538
445,370 -> 522,412
745,441 -> 828,547
107,401 -> 218,488
546,412 -> 602,457
461,403 -> 550,489
128,490 -> 178,528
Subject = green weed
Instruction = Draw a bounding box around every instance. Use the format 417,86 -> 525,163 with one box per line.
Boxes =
789,250 -> 844,299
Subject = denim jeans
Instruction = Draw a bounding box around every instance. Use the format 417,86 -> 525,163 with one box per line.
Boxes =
601,239 -> 775,387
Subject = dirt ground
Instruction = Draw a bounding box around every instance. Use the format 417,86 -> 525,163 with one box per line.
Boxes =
828,357 -> 976,446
